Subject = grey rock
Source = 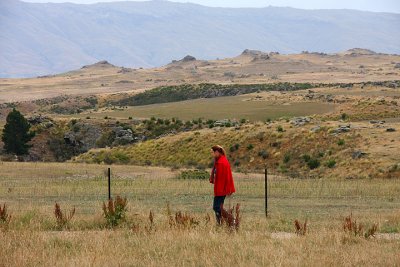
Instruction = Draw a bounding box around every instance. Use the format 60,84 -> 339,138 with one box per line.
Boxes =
113,127 -> 134,145
334,124 -> 351,134
290,117 -> 311,126
370,120 -> 385,124
352,150 -> 367,159
27,115 -> 52,125
311,125 -> 321,132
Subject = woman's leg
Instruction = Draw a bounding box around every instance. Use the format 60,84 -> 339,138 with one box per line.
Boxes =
213,196 -> 226,224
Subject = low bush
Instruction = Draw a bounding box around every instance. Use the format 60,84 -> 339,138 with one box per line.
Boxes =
337,139 -> 345,146
258,150 -> 269,159
176,170 -> 209,180
307,158 -> 320,169
302,154 -> 311,162
325,159 -> 336,168
283,153 -> 291,164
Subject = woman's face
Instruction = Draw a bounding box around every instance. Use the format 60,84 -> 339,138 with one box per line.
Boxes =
211,149 -> 220,158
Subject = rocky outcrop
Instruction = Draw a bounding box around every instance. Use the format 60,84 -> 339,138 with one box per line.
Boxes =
290,117 -> 311,127
27,115 -> 54,128
113,126 -> 134,146
333,125 -> 351,134
81,60 -> 115,69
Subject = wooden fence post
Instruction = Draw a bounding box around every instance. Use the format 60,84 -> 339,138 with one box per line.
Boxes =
108,167 -> 111,200
265,167 -> 268,218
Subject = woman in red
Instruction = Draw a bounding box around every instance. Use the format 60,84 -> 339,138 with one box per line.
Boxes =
209,145 -> 236,224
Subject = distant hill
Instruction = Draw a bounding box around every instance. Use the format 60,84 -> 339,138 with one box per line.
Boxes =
0,0 -> 399,77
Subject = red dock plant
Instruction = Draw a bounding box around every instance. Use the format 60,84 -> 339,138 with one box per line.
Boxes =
343,213 -> 378,238
0,203 -> 11,225
54,202 -> 75,230
102,195 -> 128,228
294,219 -> 307,235
220,203 -> 241,231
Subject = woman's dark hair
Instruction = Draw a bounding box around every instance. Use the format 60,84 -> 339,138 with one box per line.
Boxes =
212,145 -> 226,155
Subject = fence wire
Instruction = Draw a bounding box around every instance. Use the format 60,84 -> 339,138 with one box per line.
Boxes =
0,164 -> 399,217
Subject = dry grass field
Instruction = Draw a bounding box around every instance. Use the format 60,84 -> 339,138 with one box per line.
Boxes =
75,94 -> 337,121
1,162 -> 399,266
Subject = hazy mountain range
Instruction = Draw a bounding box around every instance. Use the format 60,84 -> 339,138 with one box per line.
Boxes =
1,0 -> 399,78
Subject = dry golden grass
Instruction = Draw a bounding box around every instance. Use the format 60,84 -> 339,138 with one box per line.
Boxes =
0,162 -> 399,266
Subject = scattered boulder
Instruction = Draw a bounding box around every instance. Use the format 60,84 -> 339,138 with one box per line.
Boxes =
352,150 -> 367,159
28,115 -> 54,128
64,132 -> 81,146
117,67 -> 133,74
394,63 -> 400,69
334,125 -> 351,134
311,125 -> 321,133
370,120 -> 385,125
290,117 -> 311,126
28,115 -> 51,125
386,128 -> 396,132
241,49 -> 264,56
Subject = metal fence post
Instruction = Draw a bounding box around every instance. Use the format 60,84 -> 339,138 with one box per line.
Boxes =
265,167 -> 268,218
108,167 -> 111,200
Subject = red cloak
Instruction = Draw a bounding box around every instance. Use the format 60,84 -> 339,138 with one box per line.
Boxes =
210,155 -> 236,196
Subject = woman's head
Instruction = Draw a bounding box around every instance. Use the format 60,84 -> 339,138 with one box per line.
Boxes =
211,145 -> 225,158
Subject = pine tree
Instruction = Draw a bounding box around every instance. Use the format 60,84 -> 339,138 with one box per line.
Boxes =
1,108 -> 35,155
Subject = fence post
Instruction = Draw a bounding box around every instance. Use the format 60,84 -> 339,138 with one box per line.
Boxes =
108,167 -> 111,200
265,167 -> 268,218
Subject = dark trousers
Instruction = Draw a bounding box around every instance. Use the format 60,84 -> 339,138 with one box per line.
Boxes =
213,196 -> 226,224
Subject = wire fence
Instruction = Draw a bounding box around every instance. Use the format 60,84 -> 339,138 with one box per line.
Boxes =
1,163 -> 399,218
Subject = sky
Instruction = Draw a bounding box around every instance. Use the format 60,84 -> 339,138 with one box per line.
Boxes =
21,0 -> 400,13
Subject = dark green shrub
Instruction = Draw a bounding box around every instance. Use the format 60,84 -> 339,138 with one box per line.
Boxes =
302,154 -> 311,162
247,144 -> 254,150
325,159 -> 336,168
277,125 -> 284,132
258,150 -> 269,159
283,153 -> 291,163
337,139 -> 345,146
307,158 -> 320,169
230,143 -> 240,152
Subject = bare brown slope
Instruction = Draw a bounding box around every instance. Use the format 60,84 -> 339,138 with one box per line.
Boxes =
0,50 -> 399,103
